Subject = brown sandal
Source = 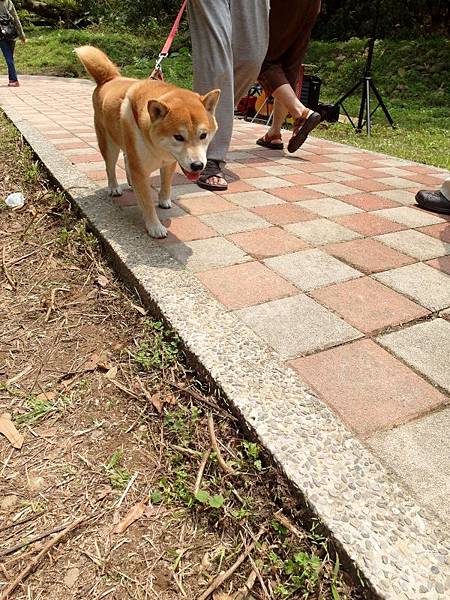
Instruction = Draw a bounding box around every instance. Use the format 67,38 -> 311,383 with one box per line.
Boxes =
287,111 -> 321,153
256,133 -> 284,150
196,159 -> 228,191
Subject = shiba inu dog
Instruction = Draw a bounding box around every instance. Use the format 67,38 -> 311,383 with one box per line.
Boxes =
75,46 -> 220,238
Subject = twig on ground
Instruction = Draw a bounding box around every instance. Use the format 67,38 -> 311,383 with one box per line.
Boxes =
194,448 -> 211,496
273,511 -> 305,540
207,413 -> 234,475
197,527 -> 264,600
0,515 -> 87,599
115,471 -> 139,508
248,554 -> 273,600
1,246 -> 16,288
0,523 -> 72,558
0,510 -> 44,534
169,382 -> 237,422
235,568 -> 257,600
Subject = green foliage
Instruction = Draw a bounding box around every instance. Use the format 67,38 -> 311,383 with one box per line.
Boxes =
133,320 -> 180,371
195,490 -> 225,509
105,449 -> 131,489
15,394 -> 68,425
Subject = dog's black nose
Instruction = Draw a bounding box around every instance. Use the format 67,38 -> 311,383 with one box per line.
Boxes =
190,161 -> 204,172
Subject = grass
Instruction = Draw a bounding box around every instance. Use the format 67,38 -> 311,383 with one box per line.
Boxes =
2,26 -> 448,168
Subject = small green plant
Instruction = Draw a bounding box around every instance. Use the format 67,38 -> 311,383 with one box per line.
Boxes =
133,320 -> 180,370
16,394 -> 68,425
105,450 -> 131,489
242,440 -> 263,471
195,490 -> 225,509
58,221 -> 97,248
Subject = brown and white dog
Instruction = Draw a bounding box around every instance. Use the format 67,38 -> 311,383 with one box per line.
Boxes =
75,46 -> 220,238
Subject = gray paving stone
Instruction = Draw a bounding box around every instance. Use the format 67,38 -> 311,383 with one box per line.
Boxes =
319,171 -> 362,182
373,207 -> 445,227
171,184 -> 214,199
376,230 -> 450,260
235,294 -> 362,358
306,182 -> 360,196
164,237 -> 250,272
373,189 -> 417,205
200,209 -> 269,235
378,319 -> 450,393
285,218 -> 361,245
368,407 -> 450,523
299,197 -> 363,217
265,248 -> 362,290
375,176 -> 419,188
243,176 -> 293,189
374,262 -> 450,311
224,190 -> 283,208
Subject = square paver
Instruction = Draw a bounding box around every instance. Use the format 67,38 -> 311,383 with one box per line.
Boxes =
251,203 -> 315,225
325,238 -> 415,274
299,198 -> 363,217
281,173 -> 328,185
289,339 -> 446,436
227,227 -> 307,259
243,176 -> 293,190
200,209 -> 269,235
164,237 -> 250,272
418,223 -> 450,243
373,262 -> 450,311
367,408 -> 450,523
318,171 -> 362,183
269,186 -> 327,202
311,277 -> 429,334
373,207 -> 445,227
236,294 -> 361,359
285,219 -> 361,245
334,213 -> 405,236
344,179 -> 393,192
264,248 -> 361,291
197,261 -> 297,310
306,182 -> 361,197
176,195 -> 235,215
338,193 -> 399,211
224,190 -> 283,208
375,176 -> 420,188
157,215 -> 215,242
375,230 -> 450,260
426,255 -> 450,275
378,319 -> 450,393
372,189 -> 417,205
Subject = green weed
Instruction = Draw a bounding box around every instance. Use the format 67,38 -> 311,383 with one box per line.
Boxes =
133,320 -> 180,371
105,449 -> 131,489
58,221 -> 97,248
16,394 -> 68,426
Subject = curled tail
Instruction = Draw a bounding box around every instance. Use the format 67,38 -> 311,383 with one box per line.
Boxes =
75,46 -> 121,86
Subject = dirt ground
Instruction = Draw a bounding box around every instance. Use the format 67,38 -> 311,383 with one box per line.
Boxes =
0,113 -> 362,600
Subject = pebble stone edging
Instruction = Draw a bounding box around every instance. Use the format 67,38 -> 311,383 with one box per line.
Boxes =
2,102 -> 449,600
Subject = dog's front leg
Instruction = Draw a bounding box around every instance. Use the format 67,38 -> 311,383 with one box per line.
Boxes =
131,168 -> 167,239
158,162 -> 177,209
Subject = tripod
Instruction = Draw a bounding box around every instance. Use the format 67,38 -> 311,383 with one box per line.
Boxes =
333,0 -> 395,136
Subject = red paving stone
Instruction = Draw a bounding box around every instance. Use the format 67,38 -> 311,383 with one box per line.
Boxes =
220,180 -> 256,194
198,261 -> 297,310
324,238 -> 416,273
418,222 -> 450,243
280,173 -> 328,186
158,215 -> 215,242
310,277 -> 429,334
269,186 -> 326,202
54,141 -> 90,150
176,195 -> 235,215
251,203 -> 316,225
289,339 -> 446,436
344,179 -> 395,192
70,152 -> 104,164
339,193 -> 400,211
426,256 -> 450,275
227,227 -> 307,259
333,213 -> 406,236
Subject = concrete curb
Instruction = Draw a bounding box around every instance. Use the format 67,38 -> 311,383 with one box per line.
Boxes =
2,100 -> 449,600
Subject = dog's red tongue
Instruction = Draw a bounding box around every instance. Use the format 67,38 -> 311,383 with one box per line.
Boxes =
181,166 -> 201,182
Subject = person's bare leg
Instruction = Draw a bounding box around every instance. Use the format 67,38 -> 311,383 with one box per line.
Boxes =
272,83 -> 311,122
265,98 -> 288,144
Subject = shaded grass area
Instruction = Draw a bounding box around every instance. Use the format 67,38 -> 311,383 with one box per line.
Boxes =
2,27 -> 449,169
0,110 -> 362,599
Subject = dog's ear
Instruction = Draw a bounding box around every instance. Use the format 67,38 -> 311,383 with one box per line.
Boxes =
148,100 -> 169,123
201,89 -> 221,114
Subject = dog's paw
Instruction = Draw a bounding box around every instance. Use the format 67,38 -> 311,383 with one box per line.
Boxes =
146,221 -> 168,239
158,196 -> 172,209
108,185 -> 123,197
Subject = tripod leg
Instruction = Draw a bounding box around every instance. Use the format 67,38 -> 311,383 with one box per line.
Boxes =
356,78 -> 367,133
366,78 -> 371,136
370,80 -> 396,128
334,79 -> 362,107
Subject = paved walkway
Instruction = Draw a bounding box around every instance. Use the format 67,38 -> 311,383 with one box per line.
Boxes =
1,76 -> 449,522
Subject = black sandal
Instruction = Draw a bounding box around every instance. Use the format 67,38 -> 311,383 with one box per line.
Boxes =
256,133 -> 284,150
196,159 -> 228,191
287,111 -> 321,153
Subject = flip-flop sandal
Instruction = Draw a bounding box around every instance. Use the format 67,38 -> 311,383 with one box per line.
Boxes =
196,159 -> 228,191
256,133 -> 284,150
287,111 -> 321,153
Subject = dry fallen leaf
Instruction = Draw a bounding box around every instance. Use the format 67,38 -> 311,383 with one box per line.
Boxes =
97,275 -> 109,288
113,500 -> 147,534
0,416 -> 24,449
130,302 -> 146,316
83,351 -> 112,372
105,365 -> 118,380
213,594 -> 234,600
63,567 -> 80,589
35,391 -> 56,402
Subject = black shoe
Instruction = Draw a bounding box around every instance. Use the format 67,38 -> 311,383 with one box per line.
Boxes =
415,189 -> 450,215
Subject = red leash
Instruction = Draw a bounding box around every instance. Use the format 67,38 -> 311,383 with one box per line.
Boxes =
150,0 -> 188,80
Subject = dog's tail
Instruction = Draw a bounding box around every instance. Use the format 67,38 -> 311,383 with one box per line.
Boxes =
75,46 -> 121,86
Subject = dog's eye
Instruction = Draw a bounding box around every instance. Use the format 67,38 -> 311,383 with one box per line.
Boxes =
174,134 -> 185,142
199,133 -> 207,140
